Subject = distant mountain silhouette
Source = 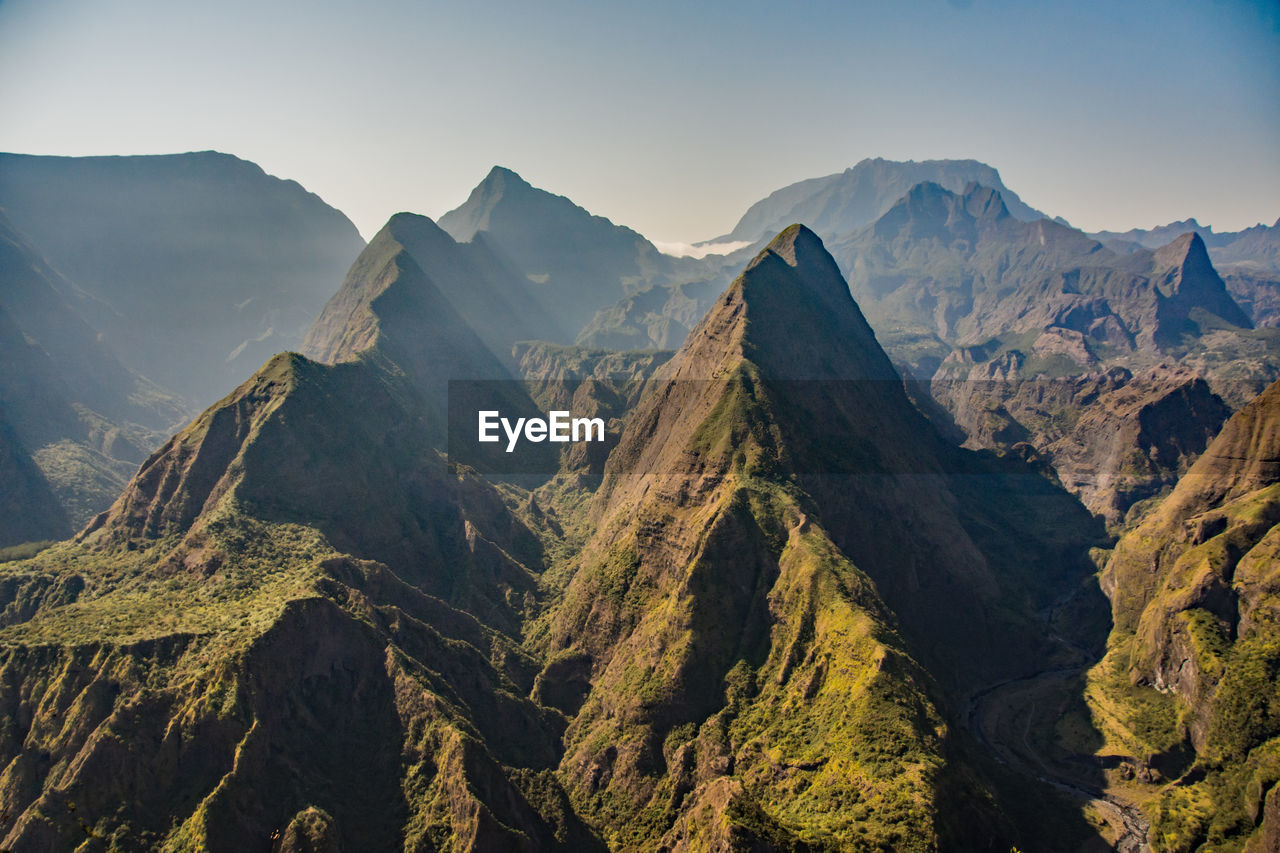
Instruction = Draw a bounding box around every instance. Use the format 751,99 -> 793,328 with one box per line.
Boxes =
439,166 -> 683,336
0,211 -> 184,541
0,151 -> 366,408
714,157 -> 1046,244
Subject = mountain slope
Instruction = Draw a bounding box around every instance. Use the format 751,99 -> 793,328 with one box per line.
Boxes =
0,218 -> 594,847
0,151 -> 366,407
439,166 -> 684,337
1090,216 -> 1280,268
536,226 -> 1101,849
1096,379 -> 1280,851
1090,217 -> 1280,329
302,217 -> 513,388
717,157 -> 1046,245
305,212 -> 565,368
835,182 -> 1252,353
578,181 -> 1273,534
0,213 -> 186,541
0,413 -> 68,546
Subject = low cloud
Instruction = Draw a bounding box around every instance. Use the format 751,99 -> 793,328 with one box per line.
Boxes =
653,240 -> 752,259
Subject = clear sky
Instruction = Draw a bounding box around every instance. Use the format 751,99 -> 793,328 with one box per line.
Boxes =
1,0 -> 1277,242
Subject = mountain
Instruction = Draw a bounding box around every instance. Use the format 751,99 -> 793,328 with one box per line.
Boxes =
1090,218 -> 1236,251
1091,217 -> 1280,329
0,211 -> 593,849
0,152 -> 366,407
577,182 -> 1273,533
835,183 -> 1253,355
837,181 -> 1266,527
1213,218 -> 1280,272
589,181 -> 1265,384
303,212 -> 558,377
537,226 -> 1102,848
0,413 -> 68,547
936,364 -> 1232,527
1216,221 -> 1280,330
714,157 -> 1047,245
438,166 -> 695,337
0,219 -> 1111,850
574,275 -> 731,351
0,212 -> 186,542
1096,378 -> 1280,851
1090,216 -> 1280,266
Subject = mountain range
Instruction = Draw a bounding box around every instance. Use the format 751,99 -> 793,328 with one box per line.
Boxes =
0,211 -> 185,542
712,157 -> 1048,246
438,166 -> 708,339
0,152 -> 366,409
0,220 -> 1115,850
0,152 -> 1278,851
1089,216 -> 1280,331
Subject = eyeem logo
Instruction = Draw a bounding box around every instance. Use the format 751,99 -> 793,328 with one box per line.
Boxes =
478,410 -> 605,452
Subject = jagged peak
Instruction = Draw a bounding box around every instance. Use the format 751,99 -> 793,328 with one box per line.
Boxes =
906,180 -> 949,200
749,223 -> 828,270
301,221 -> 510,384
1153,230 -> 1211,272
475,165 -> 531,196
676,225 -> 897,382
741,224 -> 859,310
960,182 -> 1011,220
381,211 -> 460,254
483,164 -> 526,183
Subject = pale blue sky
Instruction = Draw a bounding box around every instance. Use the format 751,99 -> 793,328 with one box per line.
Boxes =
1,0 -> 1276,241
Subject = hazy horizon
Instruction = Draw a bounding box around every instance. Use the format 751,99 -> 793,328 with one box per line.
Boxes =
1,0 -> 1276,243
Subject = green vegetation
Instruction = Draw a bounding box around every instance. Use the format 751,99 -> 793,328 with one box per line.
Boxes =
0,509 -> 330,649
0,539 -> 55,563
1091,387 -> 1280,852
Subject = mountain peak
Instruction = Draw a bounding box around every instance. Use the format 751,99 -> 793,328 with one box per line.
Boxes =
719,158 -> 1044,243
438,167 -> 670,337
672,225 -> 897,382
751,222 -> 826,270
301,219 -> 510,394
1152,231 -> 1218,284
1150,230 -> 1251,330
479,165 -> 530,192
961,181 -> 1012,220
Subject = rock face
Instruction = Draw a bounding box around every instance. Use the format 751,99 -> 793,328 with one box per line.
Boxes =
0,151 -> 366,408
1099,379 -> 1280,850
934,365 -> 1231,527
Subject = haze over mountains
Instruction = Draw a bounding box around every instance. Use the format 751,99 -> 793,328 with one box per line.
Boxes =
0,151 -> 368,540
438,166 -> 688,337
713,157 -> 1048,245
0,152 -> 366,407
0,150 -> 1278,851
0,211 -> 185,541
1089,216 -> 1280,330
